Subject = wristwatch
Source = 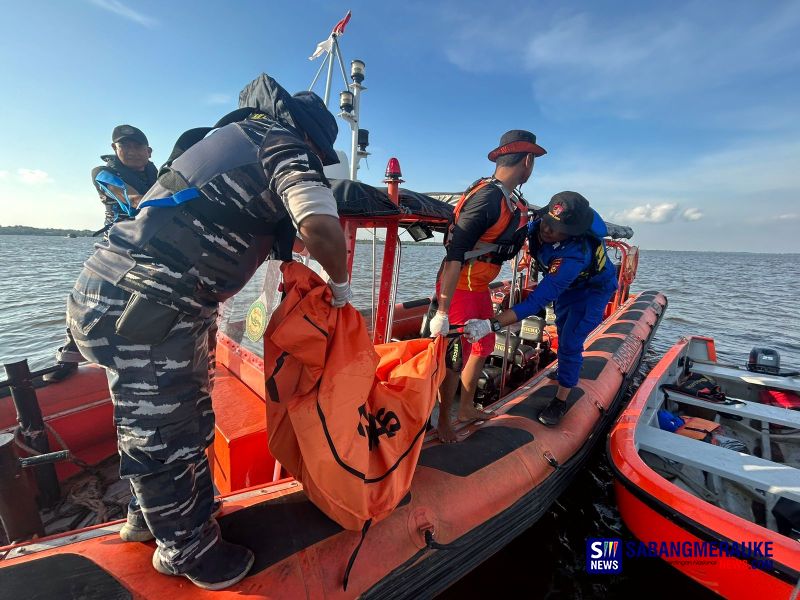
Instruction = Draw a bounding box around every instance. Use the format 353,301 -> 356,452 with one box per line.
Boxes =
490,319 -> 502,332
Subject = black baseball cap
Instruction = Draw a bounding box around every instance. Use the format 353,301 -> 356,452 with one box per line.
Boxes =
112,125 -> 148,145
488,129 -> 547,162
538,191 -> 593,236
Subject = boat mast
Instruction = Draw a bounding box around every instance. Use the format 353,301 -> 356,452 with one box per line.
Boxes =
308,11 -> 369,181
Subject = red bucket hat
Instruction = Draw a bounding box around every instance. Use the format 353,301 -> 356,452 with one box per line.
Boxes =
488,129 -> 547,162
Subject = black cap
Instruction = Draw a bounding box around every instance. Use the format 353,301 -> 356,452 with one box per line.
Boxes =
538,191 -> 593,236
112,125 -> 148,146
287,91 -> 339,166
488,129 -> 547,162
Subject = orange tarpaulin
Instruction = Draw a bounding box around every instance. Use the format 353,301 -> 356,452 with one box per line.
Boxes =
263,262 -> 446,530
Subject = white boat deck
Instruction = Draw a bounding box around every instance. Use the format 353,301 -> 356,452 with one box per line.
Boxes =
637,426 -> 800,504
635,337 -> 800,533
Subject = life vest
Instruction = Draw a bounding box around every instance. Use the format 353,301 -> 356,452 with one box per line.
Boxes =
91,156 -> 158,237
445,178 -> 528,291
264,261 -> 446,531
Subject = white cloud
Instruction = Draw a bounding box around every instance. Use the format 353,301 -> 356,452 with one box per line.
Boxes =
681,208 -> 704,221
0,170 -> 7,179
205,93 -> 232,106
17,169 -> 51,184
532,137 -> 800,213
88,0 -> 158,28
778,213 -> 799,220
611,202 -> 678,224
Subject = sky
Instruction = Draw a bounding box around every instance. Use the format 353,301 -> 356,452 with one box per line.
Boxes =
0,0 -> 798,252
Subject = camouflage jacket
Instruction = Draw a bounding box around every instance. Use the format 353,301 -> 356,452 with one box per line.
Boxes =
84,116 -> 329,315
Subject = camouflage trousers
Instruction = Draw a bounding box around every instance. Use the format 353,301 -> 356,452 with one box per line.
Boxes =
67,268 -> 219,573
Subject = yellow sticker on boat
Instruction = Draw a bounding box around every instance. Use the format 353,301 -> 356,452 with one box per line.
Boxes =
245,299 -> 268,342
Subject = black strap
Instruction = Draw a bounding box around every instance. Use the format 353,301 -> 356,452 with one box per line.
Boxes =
93,222 -> 113,237
662,385 -> 743,406
424,529 -> 467,551
343,519 -> 372,591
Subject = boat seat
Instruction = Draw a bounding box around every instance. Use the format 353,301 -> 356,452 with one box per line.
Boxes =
663,389 -> 800,429
690,361 -> 800,393
210,365 -> 274,494
637,425 -> 800,504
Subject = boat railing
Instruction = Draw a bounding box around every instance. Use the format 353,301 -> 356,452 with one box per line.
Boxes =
605,240 -> 638,316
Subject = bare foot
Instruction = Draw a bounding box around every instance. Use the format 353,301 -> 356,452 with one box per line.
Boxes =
436,419 -> 461,443
457,404 -> 495,424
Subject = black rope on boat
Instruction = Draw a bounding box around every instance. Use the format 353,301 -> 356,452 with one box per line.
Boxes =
424,529 -> 467,551
343,518 -> 372,591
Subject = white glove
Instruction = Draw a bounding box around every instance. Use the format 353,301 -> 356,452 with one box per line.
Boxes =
328,280 -> 353,308
428,310 -> 449,337
464,319 -> 492,343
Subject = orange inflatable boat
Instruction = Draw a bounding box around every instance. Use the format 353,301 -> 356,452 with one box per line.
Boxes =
1,165 -> 659,597
0,288 -> 666,599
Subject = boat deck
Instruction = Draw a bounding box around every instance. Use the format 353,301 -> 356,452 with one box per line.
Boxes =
634,337 -> 800,535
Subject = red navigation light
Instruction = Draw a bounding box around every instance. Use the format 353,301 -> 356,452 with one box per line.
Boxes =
385,157 -> 402,179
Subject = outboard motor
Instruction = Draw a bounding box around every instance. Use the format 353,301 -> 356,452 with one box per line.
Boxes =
488,333 -> 538,385
748,347 -> 780,375
476,365 -> 503,405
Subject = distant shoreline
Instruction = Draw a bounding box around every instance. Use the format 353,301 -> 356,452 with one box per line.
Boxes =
1,227 -> 796,254
0,225 -> 94,237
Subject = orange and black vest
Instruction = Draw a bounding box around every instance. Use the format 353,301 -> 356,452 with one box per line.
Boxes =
446,178 -> 528,292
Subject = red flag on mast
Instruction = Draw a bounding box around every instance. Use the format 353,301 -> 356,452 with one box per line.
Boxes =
331,10 -> 351,36
309,11 -> 352,60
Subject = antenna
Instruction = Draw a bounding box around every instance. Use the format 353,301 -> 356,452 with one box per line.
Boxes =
308,11 -> 369,181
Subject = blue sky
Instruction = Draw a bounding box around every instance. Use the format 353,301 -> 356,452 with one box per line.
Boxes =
0,0 -> 798,252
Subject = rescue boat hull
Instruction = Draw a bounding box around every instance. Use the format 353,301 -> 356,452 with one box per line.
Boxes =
0,291 -> 666,598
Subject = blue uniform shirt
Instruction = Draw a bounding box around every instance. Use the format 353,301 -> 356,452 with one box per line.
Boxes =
511,212 -> 618,321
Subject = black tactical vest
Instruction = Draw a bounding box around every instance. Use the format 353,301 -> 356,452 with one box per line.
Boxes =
85,118 -> 306,315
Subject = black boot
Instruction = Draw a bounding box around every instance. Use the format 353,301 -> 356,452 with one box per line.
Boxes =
43,329 -> 83,383
121,499 -> 223,543
152,538 -> 254,591
538,398 -> 568,426
42,362 -> 78,383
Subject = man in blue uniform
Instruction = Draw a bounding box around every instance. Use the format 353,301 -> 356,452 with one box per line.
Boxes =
66,74 -> 352,590
463,191 -> 617,426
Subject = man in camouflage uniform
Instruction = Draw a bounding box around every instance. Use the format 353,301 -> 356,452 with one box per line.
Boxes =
67,73 -> 352,591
